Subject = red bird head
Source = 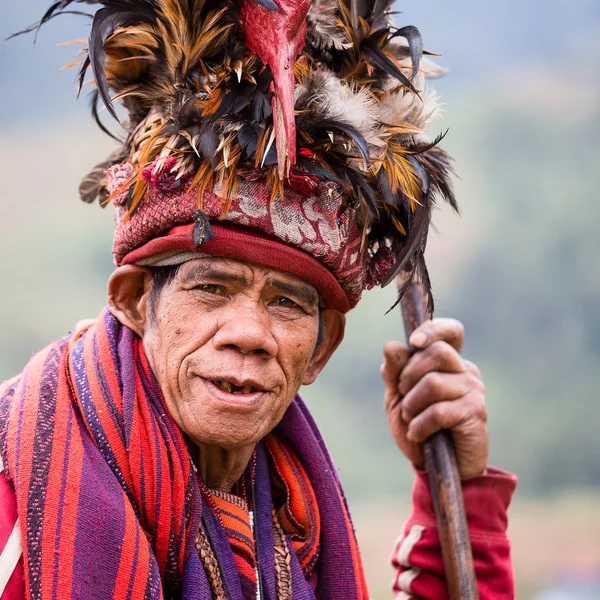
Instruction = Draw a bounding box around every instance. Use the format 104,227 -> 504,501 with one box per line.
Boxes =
240,0 -> 312,178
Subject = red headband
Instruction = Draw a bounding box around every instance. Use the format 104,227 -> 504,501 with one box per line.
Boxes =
122,222 -> 351,313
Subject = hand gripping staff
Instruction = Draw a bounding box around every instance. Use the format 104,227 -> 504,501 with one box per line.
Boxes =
400,282 -> 480,600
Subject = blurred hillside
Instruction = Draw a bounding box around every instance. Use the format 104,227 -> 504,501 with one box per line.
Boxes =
1,2 -> 600,597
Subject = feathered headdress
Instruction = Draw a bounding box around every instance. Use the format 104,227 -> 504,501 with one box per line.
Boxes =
19,0 -> 457,312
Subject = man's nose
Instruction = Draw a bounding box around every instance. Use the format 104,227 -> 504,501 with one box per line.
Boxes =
212,311 -> 278,358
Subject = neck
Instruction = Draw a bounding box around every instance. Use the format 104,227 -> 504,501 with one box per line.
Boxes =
188,439 -> 255,492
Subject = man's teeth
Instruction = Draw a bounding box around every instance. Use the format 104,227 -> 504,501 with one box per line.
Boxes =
214,380 -> 256,394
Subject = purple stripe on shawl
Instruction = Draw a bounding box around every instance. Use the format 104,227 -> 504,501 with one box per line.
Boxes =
144,552 -> 162,600
254,443 -> 277,600
52,406 -> 73,600
202,508 -> 244,600
72,409 -> 128,599
104,310 -> 124,397
26,343 -> 64,600
277,396 -> 363,600
14,361 -> 32,492
182,545 -> 213,600
288,538 -> 317,600
117,326 -> 138,445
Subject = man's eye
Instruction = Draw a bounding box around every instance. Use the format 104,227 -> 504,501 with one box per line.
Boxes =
195,283 -> 223,295
272,296 -> 299,309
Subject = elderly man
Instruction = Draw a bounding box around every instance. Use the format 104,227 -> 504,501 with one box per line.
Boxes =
0,0 -> 516,598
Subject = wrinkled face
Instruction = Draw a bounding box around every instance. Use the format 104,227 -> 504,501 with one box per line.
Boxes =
139,257 -> 338,450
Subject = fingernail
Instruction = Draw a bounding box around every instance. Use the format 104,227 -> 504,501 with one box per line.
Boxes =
410,332 -> 426,347
406,430 -> 415,442
402,409 -> 410,422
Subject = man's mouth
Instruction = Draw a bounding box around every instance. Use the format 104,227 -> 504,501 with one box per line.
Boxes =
212,379 -> 258,395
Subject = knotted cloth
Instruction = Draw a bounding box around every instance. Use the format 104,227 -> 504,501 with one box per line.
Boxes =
0,309 -> 369,599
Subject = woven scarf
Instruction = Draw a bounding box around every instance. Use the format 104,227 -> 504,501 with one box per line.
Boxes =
0,309 -> 369,600
208,435 -> 322,600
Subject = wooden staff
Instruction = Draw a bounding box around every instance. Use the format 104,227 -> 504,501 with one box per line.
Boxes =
400,282 -> 480,600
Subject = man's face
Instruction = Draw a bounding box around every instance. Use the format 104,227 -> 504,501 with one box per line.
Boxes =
138,257 -> 340,449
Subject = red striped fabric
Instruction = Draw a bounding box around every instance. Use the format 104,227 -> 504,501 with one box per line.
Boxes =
265,436 -> 320,574
210,491 -> 257,599
0,310 -> 372,600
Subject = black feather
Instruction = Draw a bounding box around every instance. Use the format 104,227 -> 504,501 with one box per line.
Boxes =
199,128 -> 218,165
89,6 -> 157,121
252,66 -> 274,122
238,122 -> 259,158
346,169 -> 378,217
390,26 -> 423,79
376,168 -> 398,207
252,91 -> 273,122
380,202 -> 430,288
361,41 -> 418,94
79,158 -> 112,204
370,0 -> 395,31
90,88 -> 122,141
420,146 -> 458,211
407,155 -> 429,196
313,120 -> 370,163
295,157 -> 341,183
76,54 -> 91,97
387,254 -> 434,315
7,9 -> 93,40
409,129 -> 448,155
350,0 -> 370,28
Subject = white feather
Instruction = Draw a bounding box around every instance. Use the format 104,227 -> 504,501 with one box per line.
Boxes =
307,0 -> 353,50
378,87 -> 442,130
307,69 -> 377,137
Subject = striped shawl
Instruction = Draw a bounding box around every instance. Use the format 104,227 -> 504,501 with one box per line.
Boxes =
0,309 -> 369,599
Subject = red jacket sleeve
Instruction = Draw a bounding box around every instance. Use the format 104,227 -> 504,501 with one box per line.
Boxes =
391,467 -> 517,599
0,467 -> 25,600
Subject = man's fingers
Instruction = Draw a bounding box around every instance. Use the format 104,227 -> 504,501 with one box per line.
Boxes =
409,318 -> 465,353
407,392 -> 487,443
381,341 -> 410,386
401,371 -> 482,421
399,340 -> 465,395
463,359 -> 481,378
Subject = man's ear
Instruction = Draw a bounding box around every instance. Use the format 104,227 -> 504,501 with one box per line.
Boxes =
107,265 -> 154,338
302,310 -> 346,385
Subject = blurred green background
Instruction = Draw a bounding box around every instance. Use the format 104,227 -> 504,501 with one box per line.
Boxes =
1,1 -> 599,598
